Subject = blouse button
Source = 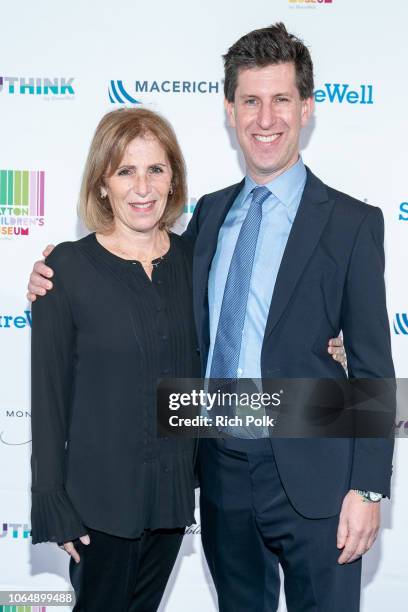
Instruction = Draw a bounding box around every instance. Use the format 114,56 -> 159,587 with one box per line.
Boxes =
161,335 -> 168,341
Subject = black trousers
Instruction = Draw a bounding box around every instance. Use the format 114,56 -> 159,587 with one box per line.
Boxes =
69,527 -> 184,612
198,438 -> 362,612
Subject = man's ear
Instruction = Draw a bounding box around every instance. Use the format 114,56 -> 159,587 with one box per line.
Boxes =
300,95 -> 314,128
224,98 -> 236,128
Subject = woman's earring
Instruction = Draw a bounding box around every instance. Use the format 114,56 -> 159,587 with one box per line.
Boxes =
100,189 -> 107,200
168,185 -> 174,196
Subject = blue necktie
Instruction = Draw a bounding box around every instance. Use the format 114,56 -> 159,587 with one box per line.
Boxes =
210,185 -> 271,379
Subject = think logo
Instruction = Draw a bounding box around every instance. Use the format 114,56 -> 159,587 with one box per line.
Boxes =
183,198 -> 198,215
0,76 -> 74,95
0,523 -> 31,539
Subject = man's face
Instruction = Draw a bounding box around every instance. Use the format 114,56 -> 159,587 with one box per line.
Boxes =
225,62 -> 314,184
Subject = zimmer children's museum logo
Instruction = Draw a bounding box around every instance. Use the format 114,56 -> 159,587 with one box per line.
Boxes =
0,170 -> 45,238
0,608 -> 47,612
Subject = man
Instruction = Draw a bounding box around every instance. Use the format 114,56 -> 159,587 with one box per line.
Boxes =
28,23 -> 393,612
182,23 -> 394,612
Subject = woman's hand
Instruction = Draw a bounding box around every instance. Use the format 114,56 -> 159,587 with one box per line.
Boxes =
328,336 -> 347,369
59,534 -> 91,563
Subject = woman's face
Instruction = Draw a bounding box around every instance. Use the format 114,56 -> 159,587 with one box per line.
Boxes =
104,134 -> 173,235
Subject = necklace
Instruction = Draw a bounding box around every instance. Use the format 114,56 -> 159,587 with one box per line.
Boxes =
151,256 -> 164,268
101,231 -> 170,265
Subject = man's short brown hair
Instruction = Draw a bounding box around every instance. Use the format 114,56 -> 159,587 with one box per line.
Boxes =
223,22 -> 314,102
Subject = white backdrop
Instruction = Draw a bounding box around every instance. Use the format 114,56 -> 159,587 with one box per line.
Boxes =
1,1 -> 407,610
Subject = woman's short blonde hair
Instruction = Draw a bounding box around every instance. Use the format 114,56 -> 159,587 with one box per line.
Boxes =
78,108 -> 187,232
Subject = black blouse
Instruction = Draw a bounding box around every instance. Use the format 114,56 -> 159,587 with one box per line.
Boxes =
31,232 -> 201,544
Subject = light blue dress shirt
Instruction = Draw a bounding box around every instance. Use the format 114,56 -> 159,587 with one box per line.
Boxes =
206,157 -> 307,380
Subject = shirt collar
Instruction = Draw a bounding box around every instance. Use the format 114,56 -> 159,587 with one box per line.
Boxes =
243,157 -> 307,208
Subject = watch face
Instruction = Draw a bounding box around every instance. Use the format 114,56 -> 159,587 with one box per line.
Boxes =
368,492 -> 382,502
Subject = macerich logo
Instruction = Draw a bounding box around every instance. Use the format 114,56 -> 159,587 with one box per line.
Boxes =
399,202 -> 408,221
0,170 -> 45,238
393,313 -> 408,335
109,78 -> 220,104
314,84 -> 373,104
0,75 -> 74,96
109,80 -> 142,105
0,310 -> 31,329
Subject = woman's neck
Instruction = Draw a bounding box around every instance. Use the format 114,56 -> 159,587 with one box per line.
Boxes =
97,224 -> 169,262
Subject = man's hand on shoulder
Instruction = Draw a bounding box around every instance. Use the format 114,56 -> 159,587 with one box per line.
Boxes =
27,244 -> 56,302
337,489 -> 381,564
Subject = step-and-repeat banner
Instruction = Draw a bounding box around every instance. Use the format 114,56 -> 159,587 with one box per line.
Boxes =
1,1 -> 407,610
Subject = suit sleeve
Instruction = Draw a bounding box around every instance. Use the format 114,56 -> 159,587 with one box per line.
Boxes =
31,248 -> 87,544
340,207 -> 395,497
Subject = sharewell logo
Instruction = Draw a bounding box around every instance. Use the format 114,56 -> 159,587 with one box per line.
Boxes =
0,311 -> 31,329
0,75 -> 74,96
109,78 -> 220,104
314,84 -> 373,105
394,314 -> 408,335
0,170 -> 45,238
399,202 -> 408,221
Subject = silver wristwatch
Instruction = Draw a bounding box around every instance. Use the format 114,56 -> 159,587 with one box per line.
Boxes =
354,490 -> 382,503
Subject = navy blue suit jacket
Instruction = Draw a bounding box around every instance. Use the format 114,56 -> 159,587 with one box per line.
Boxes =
184,167 -> 395,518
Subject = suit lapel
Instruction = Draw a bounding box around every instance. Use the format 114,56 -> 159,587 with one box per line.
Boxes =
193,181 -> 244,357
263,169 -> 334,341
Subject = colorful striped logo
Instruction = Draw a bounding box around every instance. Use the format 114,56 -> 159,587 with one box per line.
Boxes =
0,170 -> 44,216
0,607 -> 47,612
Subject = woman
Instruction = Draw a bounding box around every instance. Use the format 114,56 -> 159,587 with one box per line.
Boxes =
31,108 -> 201,611
30,107 -> 346,611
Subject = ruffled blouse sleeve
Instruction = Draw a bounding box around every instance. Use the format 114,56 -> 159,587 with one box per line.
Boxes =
31,247 -> 86,544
